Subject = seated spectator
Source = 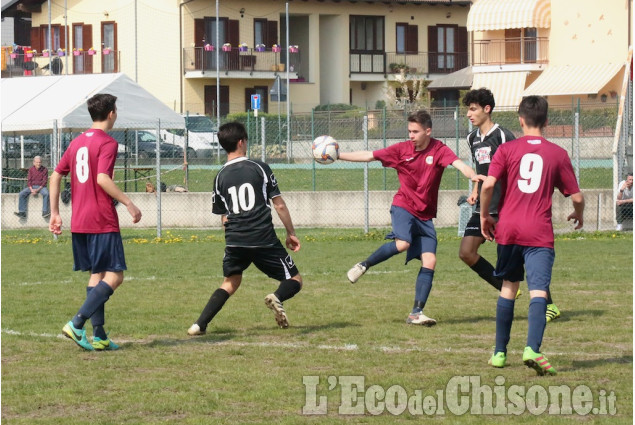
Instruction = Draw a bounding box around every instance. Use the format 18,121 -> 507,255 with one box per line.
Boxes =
616,173 -> 633,231
14,156 -> 50,219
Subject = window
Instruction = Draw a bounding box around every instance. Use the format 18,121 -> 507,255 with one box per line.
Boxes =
101,22 -> 117,73
396,23 -> 418,54
428,25 -> 467,73
505,28 -> 537,63
32,24 -> 65,51
350,16 -> 384,51
73,24 -> 93,74
254,18 -> 277,47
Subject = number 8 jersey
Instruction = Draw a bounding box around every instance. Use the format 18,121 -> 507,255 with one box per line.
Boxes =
212,157 -> 282,247
55,129 -> 119,233
488,135 -> 580,248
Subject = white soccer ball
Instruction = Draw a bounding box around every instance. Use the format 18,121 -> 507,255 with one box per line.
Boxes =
312,135 -> 339,165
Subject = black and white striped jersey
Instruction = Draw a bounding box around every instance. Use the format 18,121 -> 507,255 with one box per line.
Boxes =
467,124 -> 516,214
212,156 -> 282,247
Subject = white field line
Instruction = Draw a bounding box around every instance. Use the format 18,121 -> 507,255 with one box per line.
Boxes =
1,328 -> 626,358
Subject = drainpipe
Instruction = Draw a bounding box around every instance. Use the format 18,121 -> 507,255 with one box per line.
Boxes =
179,0 -> 195,113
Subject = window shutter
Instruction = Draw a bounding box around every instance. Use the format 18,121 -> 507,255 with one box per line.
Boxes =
267,20 -> 278,47
194,18 -> 204,46
407,24 -> 418,54
457,26 -> 467,69
428,26 -> 438,73
83,24 -> 93,50
59,25 -> 66,51
30,26 -> 41,50
228,19 -> 239,45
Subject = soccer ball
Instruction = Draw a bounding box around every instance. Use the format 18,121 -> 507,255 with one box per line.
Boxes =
312,135 -> 339,164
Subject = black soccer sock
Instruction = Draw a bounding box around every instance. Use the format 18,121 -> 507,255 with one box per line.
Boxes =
196,288 -> 230,330
274,279 -> 302,302
72,281 -> 113,329
87,286 -> 107,340
546,290 -> 553,304
470,256 -> 503,291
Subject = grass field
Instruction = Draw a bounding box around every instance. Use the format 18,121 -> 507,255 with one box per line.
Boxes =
118,166 -> 614,193
1,228 -> 632,424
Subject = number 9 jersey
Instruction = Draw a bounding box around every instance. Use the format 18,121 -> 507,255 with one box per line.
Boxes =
54,129 -> 119,233
212,157 -> 282,247
488,135 -> 580,248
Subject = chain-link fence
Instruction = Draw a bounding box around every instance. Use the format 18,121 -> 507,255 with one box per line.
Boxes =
2,100 -> 632,234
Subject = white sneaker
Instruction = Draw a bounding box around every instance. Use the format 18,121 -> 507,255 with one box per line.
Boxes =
616,224 -> 623,231
187,323 -> 206,336
264,294 -> 289,328
347,262 -> 367,283
406,312 -> 437,326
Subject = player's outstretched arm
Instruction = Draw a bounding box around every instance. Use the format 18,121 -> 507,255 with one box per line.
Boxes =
271,196 -> 300,252
567,192 -> 585,230
451,159 -> 484,182
96,173 -> 142,223
48,171 -> 63,235
338,151 -> 375,162
480,176 -> 497,241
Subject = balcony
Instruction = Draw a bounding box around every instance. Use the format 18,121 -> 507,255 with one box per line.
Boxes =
472,37 -> 549,67
1,49 -> 120,78
183,47 -> 301,77
350,51 -> 469,76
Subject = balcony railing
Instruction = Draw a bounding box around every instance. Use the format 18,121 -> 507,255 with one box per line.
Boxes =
472,38 -> 549,66
1,50 -> 120,78
183,47 -> 301,74
350,51 -> 469,75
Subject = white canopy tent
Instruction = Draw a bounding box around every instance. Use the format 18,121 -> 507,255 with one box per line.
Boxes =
1,73 -> 184,132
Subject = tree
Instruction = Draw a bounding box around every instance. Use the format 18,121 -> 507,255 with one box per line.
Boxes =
384,69 -> 431,109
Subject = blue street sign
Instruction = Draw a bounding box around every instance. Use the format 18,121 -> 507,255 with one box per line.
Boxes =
251,94 -> 261,110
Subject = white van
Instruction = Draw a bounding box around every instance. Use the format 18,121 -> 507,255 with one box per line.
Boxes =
160,114 -> 220,159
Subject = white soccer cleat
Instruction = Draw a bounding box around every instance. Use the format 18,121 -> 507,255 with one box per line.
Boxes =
406,312 -> 437,326
187,323 -> 206,336
264,294 -> 289,328
347,262 -> 367,283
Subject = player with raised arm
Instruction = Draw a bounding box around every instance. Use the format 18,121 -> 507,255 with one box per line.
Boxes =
480,96 -> 584,375
460,88 -> 560,321
49,93 -> 142,351
187,122 -> 302,335
341,110 -> 482,326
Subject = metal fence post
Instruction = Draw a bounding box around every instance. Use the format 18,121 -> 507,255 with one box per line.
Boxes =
455,105 -> 460,189
311,108 -> 316,191
364,115 -> 369,233
156,120 -> 162,238
261,116 -> 266,162
382,107 -> 387,190
574,101 -> 580,182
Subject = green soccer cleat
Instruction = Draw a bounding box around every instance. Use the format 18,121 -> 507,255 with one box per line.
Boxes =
515,288 -> 522,299
92,336 -> 119,351
546,304 -> 561,322
488,352 -> 507,368
523,346 -> 556,376
62,321 -> 94,351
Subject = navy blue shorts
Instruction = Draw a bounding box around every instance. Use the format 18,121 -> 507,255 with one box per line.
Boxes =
386,205 -> 437,263
72,232 -> 127,273
223,240 -> 299,281
494,244 -> 555,292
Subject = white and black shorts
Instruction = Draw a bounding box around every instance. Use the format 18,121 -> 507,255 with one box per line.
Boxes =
463,213 -> 498,238
223,240 -> 299,281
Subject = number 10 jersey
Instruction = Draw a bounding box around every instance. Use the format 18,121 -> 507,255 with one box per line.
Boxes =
212,156 -> 282,247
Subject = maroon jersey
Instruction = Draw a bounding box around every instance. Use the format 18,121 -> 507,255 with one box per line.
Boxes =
373,138 -> 458,220
488,135 -> 580,248
55,129 -> 119,233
